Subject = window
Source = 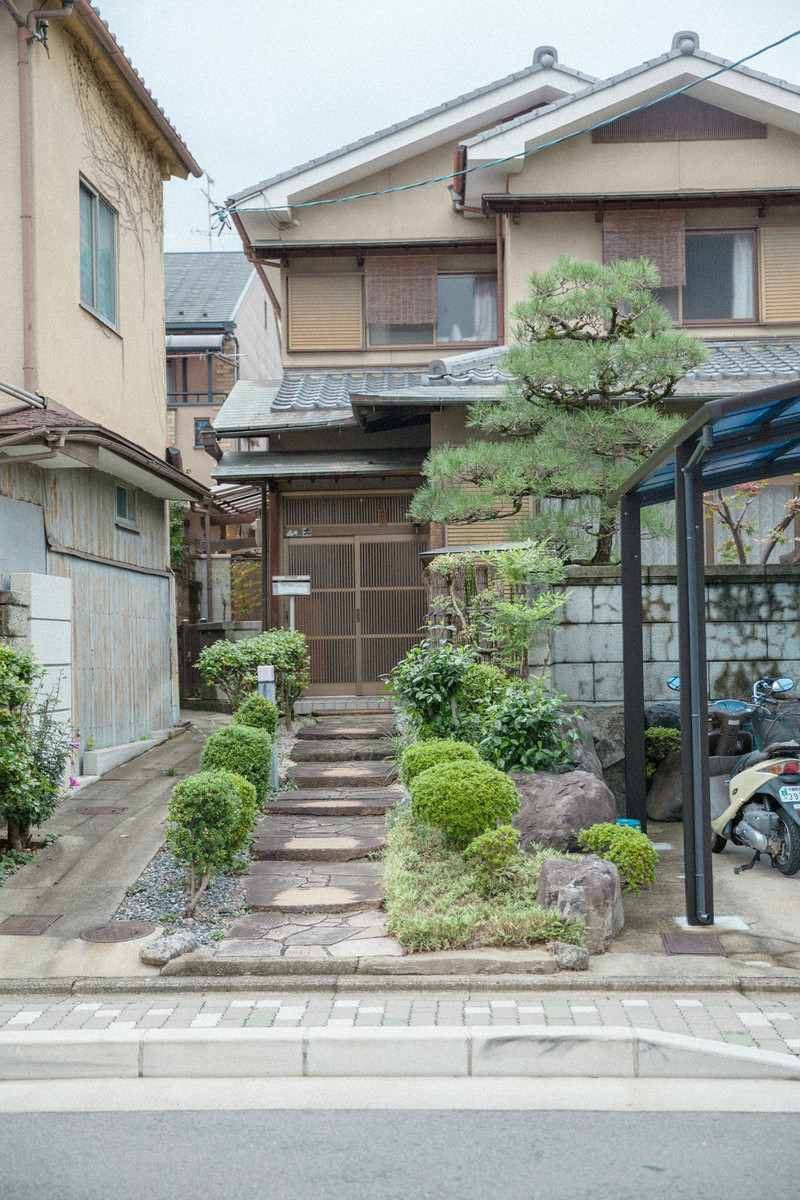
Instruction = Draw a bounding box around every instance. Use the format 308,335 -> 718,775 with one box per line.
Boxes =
194,418 -> 211,448
115,485 -> 138,531
656,231 -> 756,323
365,256 -> 497,346
79,179 -> 117,327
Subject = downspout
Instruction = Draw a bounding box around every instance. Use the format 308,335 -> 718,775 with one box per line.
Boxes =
18,21 -> 35,393
495,212 -> 505,346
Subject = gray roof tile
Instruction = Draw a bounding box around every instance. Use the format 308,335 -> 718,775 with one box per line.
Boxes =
165,252 -> 254,325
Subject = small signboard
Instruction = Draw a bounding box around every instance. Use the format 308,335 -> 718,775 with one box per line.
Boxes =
272,575 -> 311,596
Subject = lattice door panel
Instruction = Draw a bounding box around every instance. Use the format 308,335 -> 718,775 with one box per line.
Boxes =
286,541 -> 357,685
359,538 -> 427,684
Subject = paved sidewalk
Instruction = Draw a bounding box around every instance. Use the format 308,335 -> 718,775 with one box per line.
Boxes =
2,989 -> 800,1056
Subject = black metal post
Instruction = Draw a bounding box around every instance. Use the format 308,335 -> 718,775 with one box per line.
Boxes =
260,483 -> 269,632
675,440 -> 714,925
621,493 -> 646,831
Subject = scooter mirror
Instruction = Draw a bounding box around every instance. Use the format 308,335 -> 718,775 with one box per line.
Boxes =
667,676 -> 680,691
773,677 -> 794,693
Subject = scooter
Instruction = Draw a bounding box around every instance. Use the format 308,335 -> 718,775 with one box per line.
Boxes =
668,676 -> 800,875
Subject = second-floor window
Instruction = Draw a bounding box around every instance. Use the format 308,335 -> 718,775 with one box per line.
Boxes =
656,231 -> 756,323
79,178 -> 118,328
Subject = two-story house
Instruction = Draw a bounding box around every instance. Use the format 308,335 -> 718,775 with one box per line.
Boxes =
212,33 -> 800,697
0,1 -> 206,765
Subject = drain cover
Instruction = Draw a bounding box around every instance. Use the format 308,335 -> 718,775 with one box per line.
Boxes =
0,914 -> 62,936
76,805 -> 127,815
80,921 -> 157,943
662,931 -> 726,956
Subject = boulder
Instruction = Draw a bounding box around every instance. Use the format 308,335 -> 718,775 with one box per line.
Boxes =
510,770 -> 617,852
646,749 -> 683,822
538,855 -> 624,954
140,930 -> 199,967
553,941 -> 590,971
645,701 -> 682,731
559,713 -> 604,780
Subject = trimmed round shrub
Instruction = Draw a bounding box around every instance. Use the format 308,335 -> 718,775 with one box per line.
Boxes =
201,724 -> 273,801
644,726 -> 681,783
164,770 -> 242,881
399,738 -> 479,787
227,772 -> 258,856
576,823 -> 658,895
233,692 -> 279,736
409,760 -> 519,850
463,824 -> 521,894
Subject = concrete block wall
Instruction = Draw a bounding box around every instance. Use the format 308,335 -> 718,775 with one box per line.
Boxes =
5,572 -> 73,730
550,565 -> 800,704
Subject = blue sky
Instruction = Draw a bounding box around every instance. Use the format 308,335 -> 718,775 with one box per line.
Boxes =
94,0 -> 800,252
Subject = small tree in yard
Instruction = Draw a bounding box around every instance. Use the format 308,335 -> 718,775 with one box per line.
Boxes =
165,771 -> 256,915
410,256 -> 707,564
704,481 -> 800,564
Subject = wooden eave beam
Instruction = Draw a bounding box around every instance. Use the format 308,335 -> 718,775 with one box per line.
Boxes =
481,191 -> 800,217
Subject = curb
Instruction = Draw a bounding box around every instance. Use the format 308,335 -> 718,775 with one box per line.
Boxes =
2,973 -> 800,997
1,1025 -> 799,1081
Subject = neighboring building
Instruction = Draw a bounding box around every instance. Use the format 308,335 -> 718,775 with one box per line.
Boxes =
165,251 -> 281,486
0,1 -> 206,759
213,33 -> 800,695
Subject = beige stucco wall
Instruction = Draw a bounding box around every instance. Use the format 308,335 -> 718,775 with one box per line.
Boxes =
24,17 -> 167,456
0,12 -> 25,388
234,270 -> 283,382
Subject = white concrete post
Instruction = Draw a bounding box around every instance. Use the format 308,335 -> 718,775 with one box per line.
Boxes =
257,663 -> 280,790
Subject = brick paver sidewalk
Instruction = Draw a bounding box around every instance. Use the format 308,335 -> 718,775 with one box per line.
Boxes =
2,991 -> 800,1056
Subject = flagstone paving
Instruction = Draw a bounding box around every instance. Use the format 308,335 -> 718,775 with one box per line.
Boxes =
216,713 -> 404,962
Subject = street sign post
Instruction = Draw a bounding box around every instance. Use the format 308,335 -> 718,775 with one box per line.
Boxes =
272,575 -> 311,632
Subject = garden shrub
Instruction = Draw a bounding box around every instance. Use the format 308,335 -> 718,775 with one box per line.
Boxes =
463,824 -> 521,894
233,692 -> 279,735
409,759 -> 519,850
399,738 -> 479,787
479,677 -> 576,773
385,638 -> 473,736
201,724 -> 273,801
227,772 -> 258,859
644,726 -> 682,783
164,771 -> 243,912
577,822 -> 658,895
195,629 -> 310,713
457,662 -> 509,716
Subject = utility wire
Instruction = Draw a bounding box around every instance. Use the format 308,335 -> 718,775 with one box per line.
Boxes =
214,29 -> 800,228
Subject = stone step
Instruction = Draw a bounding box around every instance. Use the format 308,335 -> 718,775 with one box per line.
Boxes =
244,879 -> 384,913
297,719 -> 395,741
291,738 -> 394,763
266,794 -> 400,817
251,834 -> 386,862
287,761 -> 396,789
248,859 -> 384,884
277,787 -> 404,804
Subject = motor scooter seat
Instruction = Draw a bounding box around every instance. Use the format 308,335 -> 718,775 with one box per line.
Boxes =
732,749 -> 771,776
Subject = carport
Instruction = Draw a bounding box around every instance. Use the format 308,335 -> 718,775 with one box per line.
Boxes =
613,379 -> 800,925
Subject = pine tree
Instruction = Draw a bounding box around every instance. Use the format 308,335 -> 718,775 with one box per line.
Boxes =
410,255 -> 708,563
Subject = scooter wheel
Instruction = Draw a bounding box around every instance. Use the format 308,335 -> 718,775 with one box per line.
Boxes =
711,832 -> 727,854
772,813 -> 800,876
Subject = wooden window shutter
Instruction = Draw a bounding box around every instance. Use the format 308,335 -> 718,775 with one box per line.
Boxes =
760,227 -> 800,323
603,211 -> 686,288
365,256 -> 437,325
287,275 -> 363,350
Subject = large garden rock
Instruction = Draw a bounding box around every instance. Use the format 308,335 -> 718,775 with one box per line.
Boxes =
510,770 -> 617,852
140,930 -> 199,967
646,750 -> 683,822
559,713 -> 604,780
645,701 -> 682,731
538,855 -> 624,954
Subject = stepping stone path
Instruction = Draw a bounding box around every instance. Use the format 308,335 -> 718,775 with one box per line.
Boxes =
216,715 -> 405,963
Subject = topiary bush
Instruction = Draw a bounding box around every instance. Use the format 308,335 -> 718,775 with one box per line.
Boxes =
399,738 -> 479,787
195,629 -> 310,713
479,677 -> 576,773
576,822 -> 659,895
233,692 -> 279,736
645,726 -> 682,783
409,759 -> 519,850
200,724 -> 273,802
227,772 -> 258,861
164,770 -> 243,913
463,824 -> 521,895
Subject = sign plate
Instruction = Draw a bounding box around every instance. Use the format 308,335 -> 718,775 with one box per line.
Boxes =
272,575 -> 311,596
779,785 -> 800,803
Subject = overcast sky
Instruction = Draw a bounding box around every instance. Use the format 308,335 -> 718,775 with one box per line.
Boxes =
94,0 -> 800,254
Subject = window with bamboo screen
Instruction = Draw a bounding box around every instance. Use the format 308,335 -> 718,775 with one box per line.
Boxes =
603,210 -> 686,287
365,256 -> 437,345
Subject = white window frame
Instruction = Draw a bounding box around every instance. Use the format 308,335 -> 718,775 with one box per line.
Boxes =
79,177 -> 118,330
115,485 -> 139,532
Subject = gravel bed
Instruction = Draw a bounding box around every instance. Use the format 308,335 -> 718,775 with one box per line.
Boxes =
111,717 -> 305,945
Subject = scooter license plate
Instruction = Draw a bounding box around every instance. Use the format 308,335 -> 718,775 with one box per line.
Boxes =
779,785 -> 800,805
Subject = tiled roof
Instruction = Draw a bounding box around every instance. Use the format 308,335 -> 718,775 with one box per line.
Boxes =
227,53 -> 599,205
272,369 -> 427,411
165,253 -> 254,325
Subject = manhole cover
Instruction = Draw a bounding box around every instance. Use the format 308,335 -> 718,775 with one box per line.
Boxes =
76,805 -> 127,815
0,914 -> 62,936
80,921 -> 158,943
662,931 -> 726,956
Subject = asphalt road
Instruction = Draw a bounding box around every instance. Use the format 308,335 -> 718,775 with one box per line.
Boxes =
1,1109 -> 798,1200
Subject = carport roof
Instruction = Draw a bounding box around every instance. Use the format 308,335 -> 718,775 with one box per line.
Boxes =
611,378 -> 800,506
